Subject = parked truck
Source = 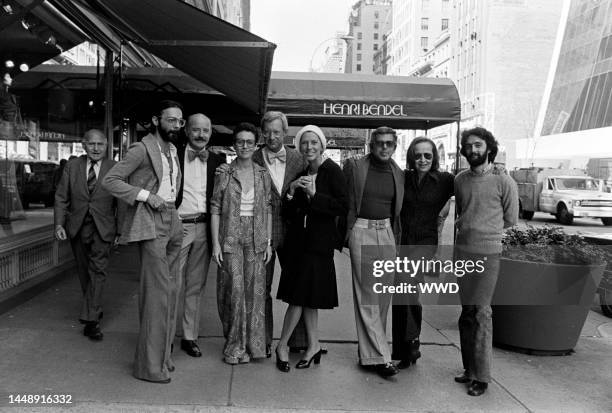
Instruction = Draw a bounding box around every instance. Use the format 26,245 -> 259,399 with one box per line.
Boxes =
511,167 -> 612,226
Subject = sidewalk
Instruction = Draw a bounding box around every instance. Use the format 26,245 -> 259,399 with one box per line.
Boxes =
0,244 -> 611,413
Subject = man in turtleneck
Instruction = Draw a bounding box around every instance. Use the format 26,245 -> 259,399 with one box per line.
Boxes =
343,126 -> 404,378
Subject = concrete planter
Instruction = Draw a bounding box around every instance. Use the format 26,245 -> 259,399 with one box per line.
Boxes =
492,257 -> 605,355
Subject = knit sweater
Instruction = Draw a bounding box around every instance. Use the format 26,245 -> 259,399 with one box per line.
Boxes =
454,165 -> 519,253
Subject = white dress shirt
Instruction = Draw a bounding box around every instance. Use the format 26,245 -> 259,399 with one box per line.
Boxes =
178,148 -> 208,217
136,142 -> 178,203
262,146 -> 287,194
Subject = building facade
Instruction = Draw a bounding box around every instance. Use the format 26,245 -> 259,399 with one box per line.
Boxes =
345,0 -> 392,74
388,0 -> 451,75
449,0 -> 563,167
516,0 -> 612,170
318,33 -> 348,73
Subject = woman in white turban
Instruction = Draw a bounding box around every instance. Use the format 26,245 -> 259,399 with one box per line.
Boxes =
274,125 -> 348,372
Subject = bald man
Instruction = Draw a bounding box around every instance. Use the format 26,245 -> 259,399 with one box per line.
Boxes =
54,129 -> 118,341
172,113 -> 225,357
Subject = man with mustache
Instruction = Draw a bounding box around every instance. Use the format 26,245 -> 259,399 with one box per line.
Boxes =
343,126 -> 404,378
453,127 -> 518,396
172,113 -> 224,358
54,129 -> 117,341
103,100 -> 184,383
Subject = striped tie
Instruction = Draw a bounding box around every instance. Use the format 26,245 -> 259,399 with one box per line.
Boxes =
87,161 -> 97,194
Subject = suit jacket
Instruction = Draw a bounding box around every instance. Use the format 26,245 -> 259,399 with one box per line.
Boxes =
342,154 -> 405,244
283,158 -> 348,253
102,134 -> 182,244
54,155 -> 117,242
252,145 -> 305,249
175,144 -> 225,211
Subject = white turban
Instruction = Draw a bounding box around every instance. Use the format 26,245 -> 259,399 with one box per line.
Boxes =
294,125 -> 327,152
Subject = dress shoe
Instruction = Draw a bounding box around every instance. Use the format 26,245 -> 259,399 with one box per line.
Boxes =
275,348 -> 290,373
83,322 -> 103,341
467,380 -> 488,396
181,339 -> 202,357
296,348 -> 322,369
375,362 -> 399,377
137,377 -> 171,384
454,371 -> 472,384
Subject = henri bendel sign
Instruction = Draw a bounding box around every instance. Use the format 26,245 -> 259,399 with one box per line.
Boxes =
322,102 -> 407,117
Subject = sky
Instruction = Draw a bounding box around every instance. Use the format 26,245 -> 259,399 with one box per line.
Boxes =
250,0 -> 357,72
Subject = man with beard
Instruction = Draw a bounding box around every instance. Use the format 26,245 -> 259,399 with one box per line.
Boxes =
103,100 -> 184,383
343,126 -> 404,378
453,127 -> 518,396
172,113 -> 224,358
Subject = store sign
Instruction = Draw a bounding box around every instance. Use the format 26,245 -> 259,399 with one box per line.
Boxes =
322,102 -> 407,117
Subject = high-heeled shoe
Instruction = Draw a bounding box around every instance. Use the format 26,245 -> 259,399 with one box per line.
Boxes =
296,348 -> 322,369
398,339 -> 421,369
275,348 -> 290,373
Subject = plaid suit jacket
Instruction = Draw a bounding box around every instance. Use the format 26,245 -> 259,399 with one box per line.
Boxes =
253,146 -> 306,249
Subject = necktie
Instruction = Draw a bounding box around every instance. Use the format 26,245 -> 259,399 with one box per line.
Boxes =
187,149 -> 209,162
87,161 -> 97,194
267,150 -> 286,163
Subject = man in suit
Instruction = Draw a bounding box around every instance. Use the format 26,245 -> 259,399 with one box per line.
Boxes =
343,126 -> 404,378
54,129 -> 117,341
252,111 -> 307,356
172,113 -> 224,358
102,100 -> 183,384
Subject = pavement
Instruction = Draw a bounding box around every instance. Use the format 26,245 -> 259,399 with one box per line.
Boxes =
1,237 -> 612,412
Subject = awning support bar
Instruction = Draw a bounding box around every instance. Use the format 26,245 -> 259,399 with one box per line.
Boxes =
145,40 -> 274,48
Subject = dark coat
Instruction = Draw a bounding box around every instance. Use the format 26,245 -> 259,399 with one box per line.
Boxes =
282,158 -> 348,253
54,155 -> 117,242
400,169 -> 454,245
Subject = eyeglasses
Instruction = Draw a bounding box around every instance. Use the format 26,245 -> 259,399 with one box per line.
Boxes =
373,140 -> 396,149
235,139 -> 256,148
161,117 -> 186,127
413,153 -> 433,161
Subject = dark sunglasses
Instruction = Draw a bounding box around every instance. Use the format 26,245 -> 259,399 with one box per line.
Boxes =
413,153 -> 433,160
373,140 -> 396,149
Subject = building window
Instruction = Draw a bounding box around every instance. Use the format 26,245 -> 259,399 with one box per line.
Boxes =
421,37 -> 428,51
374,22 -> 379,29
375,11 -> 379,19
422,0 -> 430,11
356,64 -> 362,71
357,32 -> 362,40
442,18 -> 449,31
357,53 -> 362,61
374,43 -> 379,50
421,18 -> 429,30
374,33 -> 379,40
357,43 -> 362,50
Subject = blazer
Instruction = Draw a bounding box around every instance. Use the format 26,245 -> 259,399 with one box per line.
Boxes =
210,161 -> 272,254
175,144 -> 225,211
54,155 -> 117,242
102,133 -> 182,244
342,154 -> 405,244
252,145 -> 305,249
283,158 -> 348,253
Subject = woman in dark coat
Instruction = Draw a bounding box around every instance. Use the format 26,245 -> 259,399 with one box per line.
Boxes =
393,136 -> 454,369
275,125 -> 348,372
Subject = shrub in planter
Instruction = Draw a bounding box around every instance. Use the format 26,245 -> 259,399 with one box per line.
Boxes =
492,226 -> 608,355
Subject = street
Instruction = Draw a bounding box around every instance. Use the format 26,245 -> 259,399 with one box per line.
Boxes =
517,212 -> 612,237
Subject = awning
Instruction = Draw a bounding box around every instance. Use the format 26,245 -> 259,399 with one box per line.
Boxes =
267,72 -> 461,130
82,0 -> 276,115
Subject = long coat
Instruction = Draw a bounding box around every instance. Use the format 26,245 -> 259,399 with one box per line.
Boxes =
102,134 -> 182,244
54,155 -> 117,242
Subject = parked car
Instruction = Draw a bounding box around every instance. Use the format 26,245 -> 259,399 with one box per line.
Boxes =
511,167 -> 612,226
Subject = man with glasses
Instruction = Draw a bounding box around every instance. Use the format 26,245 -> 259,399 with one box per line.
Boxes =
54,129 -> 117,342
342,126 -> 404,377
172,113 -> 224,358
103,100 -> 184,384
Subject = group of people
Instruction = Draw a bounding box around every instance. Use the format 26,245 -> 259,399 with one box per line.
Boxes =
53,99 -> 518,397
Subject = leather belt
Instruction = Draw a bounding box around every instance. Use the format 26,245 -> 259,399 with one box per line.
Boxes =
354,217 -> 391,229
180,213 -> 208,224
